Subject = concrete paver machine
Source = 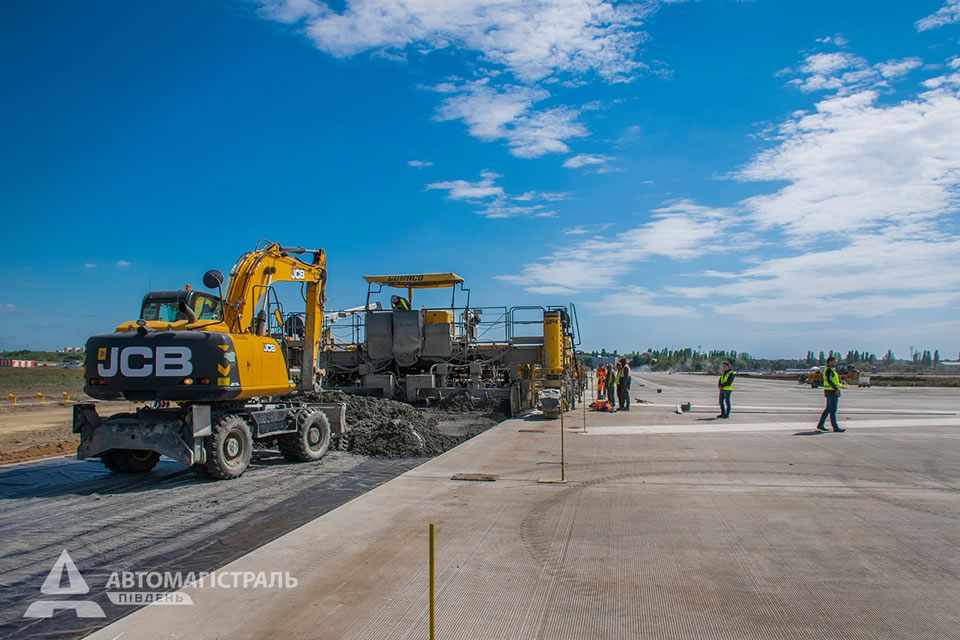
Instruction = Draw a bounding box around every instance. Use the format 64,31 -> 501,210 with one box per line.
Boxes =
320,273 -> 582,417
74,241 -> 347,479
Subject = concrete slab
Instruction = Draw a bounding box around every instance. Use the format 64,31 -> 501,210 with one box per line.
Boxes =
87,374 -> 960,639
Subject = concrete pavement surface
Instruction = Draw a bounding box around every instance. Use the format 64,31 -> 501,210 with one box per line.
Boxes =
88,373 -> 960,639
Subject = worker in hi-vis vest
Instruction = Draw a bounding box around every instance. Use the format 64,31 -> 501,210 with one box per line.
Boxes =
717,361 -> 735,419
816,356 -> 846,432
391,295 -> 411,311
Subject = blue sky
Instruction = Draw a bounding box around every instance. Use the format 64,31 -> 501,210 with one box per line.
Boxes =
2,0 -> 959,359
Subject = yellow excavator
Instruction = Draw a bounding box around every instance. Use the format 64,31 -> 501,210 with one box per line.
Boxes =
74,241 -> 346,479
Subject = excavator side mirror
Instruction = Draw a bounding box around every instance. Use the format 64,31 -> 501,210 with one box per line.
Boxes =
202,270 -> 224,289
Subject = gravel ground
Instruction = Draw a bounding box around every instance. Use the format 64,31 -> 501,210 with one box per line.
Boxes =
0,391 -> 509,639
0,453 -> 427,639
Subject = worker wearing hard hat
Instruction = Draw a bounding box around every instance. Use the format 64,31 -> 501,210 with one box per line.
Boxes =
816,356 -> 846,432
717,361 -> 735,419
391,295 -> 411,311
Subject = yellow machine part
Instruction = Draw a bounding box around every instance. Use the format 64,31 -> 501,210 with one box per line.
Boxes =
543,310 -> 563,376
363,273 -> 464,289
229,334 -> 294,400
423,310 -> 454,324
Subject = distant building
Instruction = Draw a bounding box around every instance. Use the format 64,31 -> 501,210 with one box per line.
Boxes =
935,361 -> 960,372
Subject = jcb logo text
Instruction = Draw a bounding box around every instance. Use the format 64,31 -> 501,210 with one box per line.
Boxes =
97,347 -> 193,378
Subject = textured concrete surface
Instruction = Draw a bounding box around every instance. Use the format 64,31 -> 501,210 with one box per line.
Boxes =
87,373 -> 960,639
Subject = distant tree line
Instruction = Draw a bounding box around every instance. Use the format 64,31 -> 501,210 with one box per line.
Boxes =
581,347 -> 945,373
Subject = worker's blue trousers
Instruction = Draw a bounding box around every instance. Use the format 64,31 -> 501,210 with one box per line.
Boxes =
817,395 -> 840,430
719,391 -> 731,417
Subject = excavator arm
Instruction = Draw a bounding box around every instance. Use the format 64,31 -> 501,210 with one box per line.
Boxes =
223,242 -> 327,392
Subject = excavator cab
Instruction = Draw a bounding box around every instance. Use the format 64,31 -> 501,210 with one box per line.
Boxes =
139,290 -> 221,323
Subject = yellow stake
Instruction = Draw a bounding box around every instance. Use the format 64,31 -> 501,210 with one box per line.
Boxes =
7,393 -> 15,406
583,377 -> 587,433
560,398 -> 565,482
429,523 -> 436,640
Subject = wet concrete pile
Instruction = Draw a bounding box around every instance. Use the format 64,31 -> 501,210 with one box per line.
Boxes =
307,390 -> 495,458
435,392 -> 509,415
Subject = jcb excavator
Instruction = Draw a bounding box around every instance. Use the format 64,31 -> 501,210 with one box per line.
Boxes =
74,241 -> 346,479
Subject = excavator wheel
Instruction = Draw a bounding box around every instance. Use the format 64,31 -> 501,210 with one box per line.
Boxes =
203,414 -> 253,480
278,409 -> 331,462
101,449 -> 161,474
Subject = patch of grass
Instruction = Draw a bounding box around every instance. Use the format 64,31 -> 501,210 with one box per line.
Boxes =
0,367 -> 86,396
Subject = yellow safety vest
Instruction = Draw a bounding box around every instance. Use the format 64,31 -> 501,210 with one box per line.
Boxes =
720,370 -> 734,391
823,367 -> 842,392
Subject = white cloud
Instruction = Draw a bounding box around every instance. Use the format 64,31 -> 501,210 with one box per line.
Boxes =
407,160 -> 433,169
496,198 -> 732,292
501,49 -> 960,326
916,0 -> 960,31
562,152 -> 621,173
431,80 -> 587,158
254,1 -> 683,158
479,202 -> 555,219
613,200 -> 729,260
666,234 -> 960,323
736,82 -> 960,238
498,257 -> 628,293
256,0 -> 322,23
785,51 -> 923,95
587,286 -> 700,318
261,0 -> 658,83
425,170 -> 566,218
84,263 -> 96,269
524,285 -> 582,295
801,52 -> 865,76
563,223 -> 611,235
876,57 -> 923,79
0,303 -> 16,313
515,190 -> 572,202
815,34 -> 849,47
433,81 -> 546,140
563,153 -> 609,168
116,260 -> 131,268
426,170 -> 504,200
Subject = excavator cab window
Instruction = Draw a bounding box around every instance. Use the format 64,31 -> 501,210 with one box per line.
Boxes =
193,295 -> 220,320
141,301 -> 182,323
140,291 -> 221,322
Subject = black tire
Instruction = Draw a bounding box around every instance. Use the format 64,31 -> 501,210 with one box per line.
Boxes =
203,414 -> 253,480
278,409 -> 331,462
100,449 -> 161,474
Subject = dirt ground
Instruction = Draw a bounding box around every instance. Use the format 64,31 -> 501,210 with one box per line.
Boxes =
0,401 -> 148,465
0,404 -> 80,465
